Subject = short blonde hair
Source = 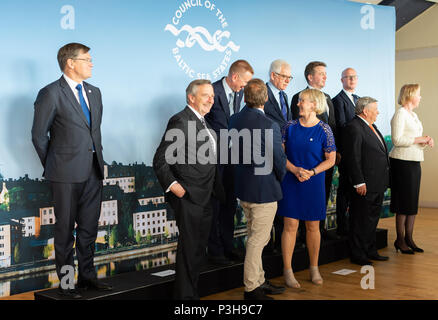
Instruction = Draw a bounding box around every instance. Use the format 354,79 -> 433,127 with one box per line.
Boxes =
398,84 -> 420,106
299,89 -> 327,115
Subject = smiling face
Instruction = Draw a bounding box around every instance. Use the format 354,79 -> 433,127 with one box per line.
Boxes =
188,84 -> 215,116
297,93 -> 316,117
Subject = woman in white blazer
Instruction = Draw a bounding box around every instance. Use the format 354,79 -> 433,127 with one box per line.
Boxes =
390,84 -> 434,254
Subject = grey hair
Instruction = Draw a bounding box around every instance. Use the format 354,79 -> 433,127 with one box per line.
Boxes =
269,59 -> 290,77
355,96 -> 378,115
186,79 -> 212,103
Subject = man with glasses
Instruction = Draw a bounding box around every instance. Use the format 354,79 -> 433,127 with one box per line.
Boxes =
32,43 -> 112,298
263,59 -> 292,254
332,68 -> 360,237
290,61 -> 338,242
205,60 -> 254,266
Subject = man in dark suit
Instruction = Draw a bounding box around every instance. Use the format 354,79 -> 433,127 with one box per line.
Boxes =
290,61 -> 337,240
229,79 -> 287,300
31,43 -> 112,298
153,79 -> 223,300
263,59 -> 292,254
343,97 -> 390,266
205,60 -> 254,265
332,68 -> 360,237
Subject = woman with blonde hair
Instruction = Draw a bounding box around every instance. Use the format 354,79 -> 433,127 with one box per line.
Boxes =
390,84 -> 434,254
277,89 -> 336,288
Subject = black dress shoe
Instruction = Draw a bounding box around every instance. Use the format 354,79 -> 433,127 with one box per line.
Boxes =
208,255 -> 234,266
78,279 -> 113,291
58,287 -> 82,299
244,287 -> 274,300
350,257 -> 373,266
260,280 -> 285,295
368,253 -> 389,261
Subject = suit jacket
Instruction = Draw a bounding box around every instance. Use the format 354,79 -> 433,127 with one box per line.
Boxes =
205,77 -> 244,136
343,116 -> 390,193
31,76 -> 104,183
229,106 -> 287,204
153,106 -> 223,207
291,87 -> 337,142
263,83 -> 291,130
332,90 -> 357,154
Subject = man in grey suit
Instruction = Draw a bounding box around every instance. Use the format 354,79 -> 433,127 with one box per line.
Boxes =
32,43 -> 112,298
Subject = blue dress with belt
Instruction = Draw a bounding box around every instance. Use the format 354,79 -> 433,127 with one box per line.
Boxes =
277,120 -> 336,221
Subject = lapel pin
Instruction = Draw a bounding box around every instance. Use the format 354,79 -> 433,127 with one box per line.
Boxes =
88,90 -> 92,93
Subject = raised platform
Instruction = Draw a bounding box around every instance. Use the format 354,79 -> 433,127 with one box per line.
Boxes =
34,228 -> 387,300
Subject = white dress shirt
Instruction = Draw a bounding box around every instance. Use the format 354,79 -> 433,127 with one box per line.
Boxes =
63,74 -> 90,109
343,89 -> 356,105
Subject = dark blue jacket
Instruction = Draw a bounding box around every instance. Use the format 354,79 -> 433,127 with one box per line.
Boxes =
228,106 -> 287,203
264,83 -> 291,130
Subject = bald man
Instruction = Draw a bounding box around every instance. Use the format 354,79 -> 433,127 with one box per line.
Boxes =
332,67 -> 360,237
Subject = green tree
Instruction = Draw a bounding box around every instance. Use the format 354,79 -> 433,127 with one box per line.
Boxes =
135,231 -> 142,244
9,187 -> 25,210
128,223 -> 134,240
42,244 -> 53,259
14,243 -> 20,264
109,226 -> 118,248
146,230 -> 152,245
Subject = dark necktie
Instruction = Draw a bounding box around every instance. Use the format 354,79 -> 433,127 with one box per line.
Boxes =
233,92 -> 239,114
200,117 -> 216,156
352,94 -> 359,105
75,84 -> 91,126
279,91 -> 288,120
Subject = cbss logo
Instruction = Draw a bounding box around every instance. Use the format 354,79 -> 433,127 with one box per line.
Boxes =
164,0 -> 240,80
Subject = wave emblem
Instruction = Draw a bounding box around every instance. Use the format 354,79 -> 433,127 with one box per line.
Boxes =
164,24 -> 240,52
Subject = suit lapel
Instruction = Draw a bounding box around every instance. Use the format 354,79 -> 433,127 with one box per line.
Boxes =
267,85 -> 283,120
59,76 -> 90,129
217,80 -> 231,120
340,90 -> 356,118
358,117 -> 386,153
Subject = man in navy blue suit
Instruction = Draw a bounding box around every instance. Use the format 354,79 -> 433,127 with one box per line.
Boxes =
205,60 -> 254,265
263,59 -> 292,253
229,79 -> 287,300
332,67 -> 360,236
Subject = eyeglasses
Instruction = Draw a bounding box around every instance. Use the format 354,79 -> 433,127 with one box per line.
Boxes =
73,58 -> 93,63
342,75 -> 358,80
275,72 -> 293,80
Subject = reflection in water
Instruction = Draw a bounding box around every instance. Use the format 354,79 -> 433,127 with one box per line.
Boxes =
0,248 -> 177,297
0,234 -> 248,298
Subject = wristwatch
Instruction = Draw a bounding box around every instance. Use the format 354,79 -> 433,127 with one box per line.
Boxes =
312,168 -> 316,176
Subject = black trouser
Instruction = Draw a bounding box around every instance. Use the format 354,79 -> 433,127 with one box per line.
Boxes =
208,163 -> 237,257
51,155 -> 102,283
335,165 -> 351,234
170,193 -> 213,300
349,190 -> 384,260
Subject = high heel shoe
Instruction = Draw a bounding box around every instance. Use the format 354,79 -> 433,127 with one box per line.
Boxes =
405,238 -> 424,253
394,240 -> 414,254
309,266 -> 323,285
284,269 -> 301,289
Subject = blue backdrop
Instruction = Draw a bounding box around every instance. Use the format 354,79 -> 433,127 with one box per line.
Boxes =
0,0 -> 395,179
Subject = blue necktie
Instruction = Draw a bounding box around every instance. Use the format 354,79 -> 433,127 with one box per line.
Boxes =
352,94 -> 359,105
75,84 -> 91,126
279,91 -> 288,120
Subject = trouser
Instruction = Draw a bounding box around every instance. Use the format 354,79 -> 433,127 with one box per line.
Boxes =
240,201 -> 277,292
208,163 -> 237,257
349,190 -> 384,260
170,193 -> 213,300
51,155 -> 102,283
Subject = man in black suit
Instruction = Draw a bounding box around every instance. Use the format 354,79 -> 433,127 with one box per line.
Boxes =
229,79 -> 287,300
343,97 -> 390,266
332,68 -> 360,236
290,61 -> 337,240
32,43 -> 112,298
153,79 -> 223,300
264,59 -> 292,253
205,60 -> 254,265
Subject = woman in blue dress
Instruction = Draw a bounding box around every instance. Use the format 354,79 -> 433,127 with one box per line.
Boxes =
278,89 -> 336,288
